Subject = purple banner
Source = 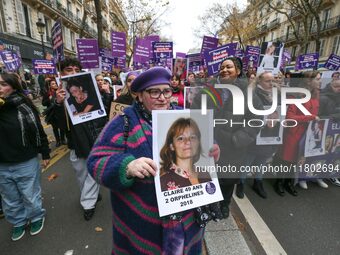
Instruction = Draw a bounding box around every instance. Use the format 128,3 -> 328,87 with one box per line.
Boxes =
187,53 -> 203,73
295,53 -> 319,71
76,39 -> 99,69
200,36 -> 219,58
153,42 -> 173,60
0,51 -> 17,71
111,31 -> 126,58
32,59 -> 56,74
101,56 -> 115,72
51,18 -> 64,63
134,38 -> 151,63
324,54 -> 340,71
204,43 -> 238,76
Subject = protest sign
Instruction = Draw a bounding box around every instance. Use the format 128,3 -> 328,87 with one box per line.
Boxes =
324,54 -> 340,71
153,109 -> 223,217
153,42 -> 173,60
32,59 -> 57,75
257,41 -> 284,75
109,102 -> 129,121
200,36 -> 219,58
51,18 -> 64,62
58,72 -> 106,125
76,39 -> 100,69
295,53 -> 319,71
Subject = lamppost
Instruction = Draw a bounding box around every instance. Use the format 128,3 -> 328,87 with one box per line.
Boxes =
36,18 -> 46,58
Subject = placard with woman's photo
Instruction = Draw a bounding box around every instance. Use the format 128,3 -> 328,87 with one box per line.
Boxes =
152,109 -> 223,217
57,72 -> 106,125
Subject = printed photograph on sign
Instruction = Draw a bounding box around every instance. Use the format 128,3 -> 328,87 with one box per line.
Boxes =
256,106 -> 284,145
304,119 -> 329,157
152,110 -> 223,217
184,86 -> 203,109
257,41 -> 284,75
58,72 -> 106,125
173,58 -> 188,80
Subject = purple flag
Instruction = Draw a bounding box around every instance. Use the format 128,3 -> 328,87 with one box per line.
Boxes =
76,39 -> 99,69
111,31 -> 126,58
324,54 -> 340,71
204,43 -> 238,76
32,59 -> 56,74
295,53 -> 319,71
153,42 -> 173,60
51,18 -> 64,63
200,36 -> 219,58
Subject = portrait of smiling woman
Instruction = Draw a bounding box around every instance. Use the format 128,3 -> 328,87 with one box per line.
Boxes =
160,117 -> 211,192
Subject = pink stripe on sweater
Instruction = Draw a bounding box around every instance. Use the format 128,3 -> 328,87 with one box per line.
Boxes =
112,211 -> 162,254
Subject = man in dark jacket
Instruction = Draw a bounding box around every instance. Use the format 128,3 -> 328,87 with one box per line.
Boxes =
319,78 -> 340,187
54,58 -> 111,220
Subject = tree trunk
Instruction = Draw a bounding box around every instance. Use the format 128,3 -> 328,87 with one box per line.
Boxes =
94,0 -> 103,48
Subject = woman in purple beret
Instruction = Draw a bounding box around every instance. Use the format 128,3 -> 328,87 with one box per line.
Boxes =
87,67 -> 220,255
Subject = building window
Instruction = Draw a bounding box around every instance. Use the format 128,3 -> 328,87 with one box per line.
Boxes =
64,27 -> 71,49
15,0 -> 25,35
22,4 -> 32,37
292,46 -> 297,57
70,31 -> 75,51
319,39 -> 325,57
332,35 -> 340,55
323,8 -> 331,29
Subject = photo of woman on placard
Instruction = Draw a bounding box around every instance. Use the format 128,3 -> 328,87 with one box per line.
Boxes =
65,77 -> 100,115
160,118 -> 211,192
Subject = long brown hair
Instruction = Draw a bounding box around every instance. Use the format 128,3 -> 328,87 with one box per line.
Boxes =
160,118 -> 202,176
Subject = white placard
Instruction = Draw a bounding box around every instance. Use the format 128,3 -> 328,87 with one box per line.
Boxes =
152,109 -> 223,217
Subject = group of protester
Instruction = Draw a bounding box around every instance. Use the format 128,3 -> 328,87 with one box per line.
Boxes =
0,55 -> 339,255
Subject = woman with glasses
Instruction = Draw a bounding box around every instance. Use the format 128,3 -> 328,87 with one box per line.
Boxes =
114,71 -> 139,105
87,67 -> 220,254
160,118 -> 211,191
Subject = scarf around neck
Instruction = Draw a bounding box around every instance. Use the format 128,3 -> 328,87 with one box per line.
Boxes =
5,93 -> 41,147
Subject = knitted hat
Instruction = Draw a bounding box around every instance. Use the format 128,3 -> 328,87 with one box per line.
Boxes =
131,67 -> 171,92
103,77 -> 112,85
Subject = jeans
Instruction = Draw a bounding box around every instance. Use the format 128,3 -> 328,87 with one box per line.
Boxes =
0,157 -> 45,227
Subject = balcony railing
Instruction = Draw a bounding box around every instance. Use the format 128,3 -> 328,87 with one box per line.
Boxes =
268,18 -> 281,30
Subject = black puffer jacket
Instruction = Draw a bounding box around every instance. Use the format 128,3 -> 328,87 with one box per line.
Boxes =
319,86 -> 340,120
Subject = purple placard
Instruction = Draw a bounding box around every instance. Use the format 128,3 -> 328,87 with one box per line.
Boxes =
243,45 -> 260,70
200,36 -> 219,58
324,54 -> 340,71
114,57 -> 126,68
204,42 -> 238,76
134,38 -> 151,63
0,51 -> 17,71
153,42 -> 173,60
176,52 -> 186,58
144,35 -> 160,63
99,48 -> 112,58
76,39 -> 99,69
51,18 -> 64,63
32,59 -> 56,74
235,49 -> 244,59
187,53 -> 203,73
111,31 -> 126,58
155,58 -> 173,72
12,51 -> 22,69
101,56 -> 115,72
280,49 -> 292,68
295,53 -> 319,71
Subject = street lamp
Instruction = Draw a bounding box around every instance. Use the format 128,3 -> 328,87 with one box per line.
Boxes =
36,18 -> 46,58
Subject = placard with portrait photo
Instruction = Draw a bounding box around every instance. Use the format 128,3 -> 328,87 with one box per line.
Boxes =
58,72 -> 106,125
257,41 -> 284,75
152,109 -> 223,217
304,119 -> 329,157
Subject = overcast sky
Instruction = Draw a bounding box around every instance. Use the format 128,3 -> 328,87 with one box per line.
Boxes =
161,0 -> 248,54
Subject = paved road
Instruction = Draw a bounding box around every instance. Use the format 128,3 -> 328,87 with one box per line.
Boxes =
0,146 -> 113,255
243,178 -> 340,255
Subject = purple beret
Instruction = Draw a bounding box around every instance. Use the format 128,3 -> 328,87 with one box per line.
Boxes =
131,67 -> 171,92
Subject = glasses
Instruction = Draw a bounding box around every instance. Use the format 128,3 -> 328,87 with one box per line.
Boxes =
127,79 -> 134,83
145,88 -> 173,99
175,134 -> 198,143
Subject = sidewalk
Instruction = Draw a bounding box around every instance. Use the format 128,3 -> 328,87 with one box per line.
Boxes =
204,211 -> 252,255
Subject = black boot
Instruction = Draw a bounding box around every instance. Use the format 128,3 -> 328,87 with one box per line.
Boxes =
253,180 -> 267,199
56,140 -> 61,147
274,179 -> 285,196
284,179 -> 298,196
220,201 -> 229,219
236,183 -> 244,199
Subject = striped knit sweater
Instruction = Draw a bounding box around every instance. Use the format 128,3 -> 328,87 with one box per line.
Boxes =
87,105 -> 204,255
